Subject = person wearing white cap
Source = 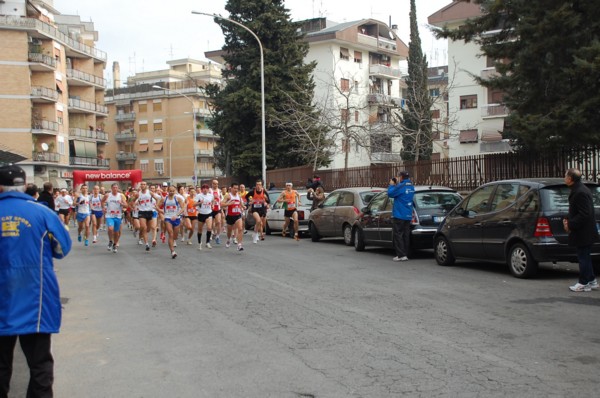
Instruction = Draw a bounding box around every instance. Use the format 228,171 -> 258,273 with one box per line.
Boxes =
56,188 -> 73,230
0,164 -> 72,397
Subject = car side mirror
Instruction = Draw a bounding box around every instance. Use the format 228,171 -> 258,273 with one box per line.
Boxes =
361,207 -> 371,215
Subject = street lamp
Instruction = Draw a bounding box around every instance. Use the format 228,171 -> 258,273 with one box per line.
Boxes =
191,10 -> 267,185
152,85 -> 198,184
168,129 -> 192,183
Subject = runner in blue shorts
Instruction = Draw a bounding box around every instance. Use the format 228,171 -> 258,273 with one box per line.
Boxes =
157,185 -> 186,259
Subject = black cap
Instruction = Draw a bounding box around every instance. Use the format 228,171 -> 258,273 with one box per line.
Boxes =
400,171 -> 410,178
0,164 -> 26,186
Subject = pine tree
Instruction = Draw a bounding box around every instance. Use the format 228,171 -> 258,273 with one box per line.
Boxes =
436,0 -> 600,152
401,0 -> 433,161
206,0 -> 319,181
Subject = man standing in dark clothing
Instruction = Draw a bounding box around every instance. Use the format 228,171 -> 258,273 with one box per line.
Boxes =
563,168 -> 599,292
38,182 -> 55,211
388,171 -> 415,262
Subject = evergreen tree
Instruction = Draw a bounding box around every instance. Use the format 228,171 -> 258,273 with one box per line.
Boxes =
206,0 -> 319,181
436,0 -> 600,151
401,0 -> 433,161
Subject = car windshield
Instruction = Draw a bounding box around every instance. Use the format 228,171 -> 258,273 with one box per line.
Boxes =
299,194 -> 312,207
414,191 -> 461,211
541,184 -> 600,210
359,190 -> 383,205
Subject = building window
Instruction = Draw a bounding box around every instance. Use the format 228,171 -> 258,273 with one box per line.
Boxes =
139,124 -> 148,133
152,101 -> 162,112
431,109 -> 441,119
340,47 -> 350,61
153,122 -> 162,133
57,110 -> 63,125
152,139 -> 164,152
154,159 -> 164,174
355,111 -> 359,122
459,129 -> 479,143
140,161 -> 148,172
354,51 -> 362,63
341,78 -> 350,92
341,108 -> 349,122
429,88 -> 440,97
138,103 -> 147,113
460,95 -> 478,109
58,137 -> 65,155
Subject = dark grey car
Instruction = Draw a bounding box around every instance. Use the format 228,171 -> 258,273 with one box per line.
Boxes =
433,178 -> 600,278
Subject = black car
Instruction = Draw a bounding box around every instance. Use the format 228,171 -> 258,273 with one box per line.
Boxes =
433,178 -> 600,278
352,186 -> 462,253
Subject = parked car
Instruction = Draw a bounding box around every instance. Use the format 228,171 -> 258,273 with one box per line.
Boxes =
433,178 -> 600,278
245,190 -> 282,230
309,187 -> 385,245
265,191 -> 313,236
352,186 -> 462,253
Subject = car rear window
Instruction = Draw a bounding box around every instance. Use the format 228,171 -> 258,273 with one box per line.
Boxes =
300,194 -> 312,207
359,190 -> 382,205
414,191 -> 461,210
541,185 -> 600,210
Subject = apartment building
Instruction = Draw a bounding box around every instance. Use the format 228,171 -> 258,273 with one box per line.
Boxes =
428,65 -> 450,159
429,1 -> 511,158
103,59 -> 222,186
0,0 -> 108,188
302,18 -> 409,168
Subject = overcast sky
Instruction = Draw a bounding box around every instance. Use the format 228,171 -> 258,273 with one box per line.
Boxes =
54,0 -> 451,83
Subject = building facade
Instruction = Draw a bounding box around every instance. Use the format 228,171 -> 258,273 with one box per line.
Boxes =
103,59 -> 222,186
0,0 -> 108,188
429,1 -> 511,158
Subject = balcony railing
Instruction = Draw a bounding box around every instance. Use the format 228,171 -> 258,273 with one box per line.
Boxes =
481,103 -> 509,118
197,129 -> 215,137
481,67 -> 500,80
369,64 -> 402,79
69,127 -> 108,141
32,151 -> 60,162
0,16 -> 107,61
28,52 -> 56,69
196,149 -> 214,157
367,93 -> 402,107
116,152 -> 137,161
69,157 -> 110,167
115,112 -> 136,122
68,98 -> 108,115
32,120 -> 59,134
31,86 -> 58,102
115,131 -> 137,141
66,68 -> 106,88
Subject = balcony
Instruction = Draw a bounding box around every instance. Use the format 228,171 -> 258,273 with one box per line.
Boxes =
116,152 -> 137,161
197,129 -> 217,138
115,112 -> 136,122
32,120 -> 59,136
115,131 -> 137,142
32,151 -> 60,162
31,86 -> 58,103
371,152 -> 402,163
69,127 -> 109,142
68,98 -> 108,115
481,67 -> 500,80
367,93 -> 402,107
69,157 -> 110,168
66,68 -> 106,89
369,64 -> 402,79
28,52 -> 56,71
0,16 -> 107,62
481,103 -> 509,118
195,149 -> 214,158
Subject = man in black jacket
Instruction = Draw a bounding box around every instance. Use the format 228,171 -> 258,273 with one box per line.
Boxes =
563,168 -> 599,292
37,182 -> 55,211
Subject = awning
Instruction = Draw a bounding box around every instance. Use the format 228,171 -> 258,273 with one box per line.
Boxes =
34,176 -> 46,187
0,143 -> 27,165
56,80 -> 65,93
139,143 -> 149,152
459,130 -> 479,143
354,51 -> 362,61
480,130 -> 503,142
152,143 -> 163,151
340,47 -> 350,57
49,177 -> 68,189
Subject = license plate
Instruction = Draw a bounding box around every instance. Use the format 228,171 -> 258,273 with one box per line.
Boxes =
434,216 -> 445,223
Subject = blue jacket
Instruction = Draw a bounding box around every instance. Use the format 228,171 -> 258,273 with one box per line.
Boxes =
388,180 -> 415,220
0,191 -> 72,335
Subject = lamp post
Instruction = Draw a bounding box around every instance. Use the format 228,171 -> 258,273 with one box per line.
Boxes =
191,10 -> 267,185
168,129 -> 192,183
152,85 -> 198,184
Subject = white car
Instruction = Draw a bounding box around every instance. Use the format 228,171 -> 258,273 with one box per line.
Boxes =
266,192 -> 313,236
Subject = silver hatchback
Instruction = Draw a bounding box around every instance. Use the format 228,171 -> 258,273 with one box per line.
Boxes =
309,187 -> 385,245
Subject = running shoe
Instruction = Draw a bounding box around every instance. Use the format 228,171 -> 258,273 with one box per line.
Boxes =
84,239 -> 89,247
187,240 -> 193,245
197,244 -> 203,251
569,282 -> 591,292
237,244 -> 244,251
294,234 -> 300,241
133,230 -> 138,238
206,242 -> 212,249
146,244 -> 150,252
215,236 -> 221,245
225,239 -> 231,248
181,236 -> 185,242
171,251 -> 177,259
93,236 -> 97,244
393,256 -> 409,262
233,237 -> 238,244
78,235 -> 82,242
587,279 -> 598,290
107,241 -> 113,251
160,232 -> 166,243
173,241 -> 177,247
138,239 -> 143,245
112,247 -> 118,254
152,240 -> 157,248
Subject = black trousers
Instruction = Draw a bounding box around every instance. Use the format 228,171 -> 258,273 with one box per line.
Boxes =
392,218 -> 411,258
0,334 -> 54,398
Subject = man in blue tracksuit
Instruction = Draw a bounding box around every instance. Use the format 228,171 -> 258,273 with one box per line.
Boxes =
388,171 -> 415,262
0,164 -> 72,398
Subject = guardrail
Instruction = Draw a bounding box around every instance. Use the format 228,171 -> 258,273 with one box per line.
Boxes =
31,86 -> 58,101
32,151 -> 60,162
32,120 -> 59,132
66,68 -> 106,88
68,98 -> 108,114
69,127 -> 108,141
28,52 -> 56,68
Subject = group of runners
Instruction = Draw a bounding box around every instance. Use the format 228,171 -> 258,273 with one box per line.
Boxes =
60,178 -> 299,259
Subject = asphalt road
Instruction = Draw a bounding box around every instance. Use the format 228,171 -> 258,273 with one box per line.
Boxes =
9,226 -> 600,397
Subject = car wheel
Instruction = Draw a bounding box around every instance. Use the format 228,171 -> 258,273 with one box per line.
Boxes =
434,236 -> 455,266
343,224 -> 353,246
507,242 -> 538,278
310,222 -> 321,242
354,227 -> 365,252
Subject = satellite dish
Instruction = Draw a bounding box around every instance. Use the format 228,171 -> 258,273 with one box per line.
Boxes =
41,143 -> 49,151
